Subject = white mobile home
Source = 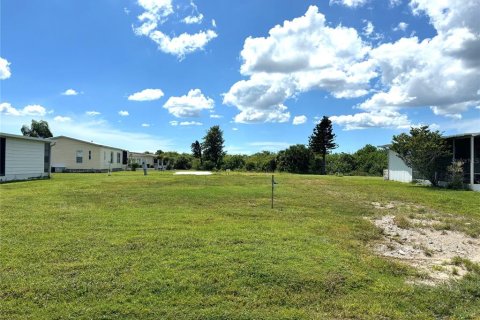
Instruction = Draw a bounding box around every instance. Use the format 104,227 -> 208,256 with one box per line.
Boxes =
386,132 -> 480,191
50,136 -> 127,172
128,152 -> 157,168
0,132 -> 51,182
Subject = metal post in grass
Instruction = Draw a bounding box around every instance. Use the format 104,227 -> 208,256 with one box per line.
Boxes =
271,174 -> 277,209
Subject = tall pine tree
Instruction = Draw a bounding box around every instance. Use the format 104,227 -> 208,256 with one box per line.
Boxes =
191,140 -> 202,163
201,126 -> 225,169
309,116 -> 337,175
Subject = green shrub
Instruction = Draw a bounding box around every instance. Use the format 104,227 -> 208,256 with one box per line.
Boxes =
191,158 -> 202,170
174,155 -> 193,170
245,161 -> 256,171
447,160 -> 465,190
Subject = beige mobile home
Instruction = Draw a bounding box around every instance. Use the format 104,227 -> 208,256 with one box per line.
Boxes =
0,132 -> 51,182
50,136 -> 127,172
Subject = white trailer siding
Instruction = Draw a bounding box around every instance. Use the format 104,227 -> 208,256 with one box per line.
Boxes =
0,134 -> 49,182
388,150 -> 412,183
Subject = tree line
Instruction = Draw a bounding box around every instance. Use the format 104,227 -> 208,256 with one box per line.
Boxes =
166,117 -> 388,176
154,144 -> 387,176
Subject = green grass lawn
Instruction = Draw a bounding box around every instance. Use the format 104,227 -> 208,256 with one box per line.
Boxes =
1,172 -> 480,319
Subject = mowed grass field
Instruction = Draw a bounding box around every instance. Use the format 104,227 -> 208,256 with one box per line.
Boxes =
1,172 -> 480,319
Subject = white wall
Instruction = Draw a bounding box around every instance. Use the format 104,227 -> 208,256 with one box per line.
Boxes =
129,154 -> 156,166
1,137 -> 48,182
388,150 -> 412,183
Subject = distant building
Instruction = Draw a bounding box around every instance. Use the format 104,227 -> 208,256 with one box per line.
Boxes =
50,136 -> 127,172
128,152 -> 157,168
0,132 -> 51,182
386,132 -> 479,191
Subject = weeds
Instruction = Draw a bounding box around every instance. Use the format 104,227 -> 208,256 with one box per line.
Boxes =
394,215 -> 412,229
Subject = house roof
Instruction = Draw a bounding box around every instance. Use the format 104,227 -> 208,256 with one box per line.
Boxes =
129,152 -> 156,157
380,132 -> 479,148
49,135 -> 125,151
0,132 -> 52,143
443,132 -> 479,139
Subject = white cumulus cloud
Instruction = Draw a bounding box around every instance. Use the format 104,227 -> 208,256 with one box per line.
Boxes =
169,120 -> 202,126
363,21 -> 374,36
183,14 -> 203,24
163,89 -> 214,117
225,2 -> 480,128
292,115 -> 307,125
128,88 -> 164,101
141,123 -> 150,127
359,0 -> 480,119
0,102 -> 21,116
224,6 -> 374,123
137,0 -> 173,17
330,110 -> 411,130
23,105 -> 47,116
119,110 -> 129,116
62,89 -> 79,96
0,57 -> 12,80
148,30 -> 217,59
180,121 -> 202,126
330,0 -> 369,8
86,111 -> 101,116
132,0 -> 217,59
0,103 -> 47,116
393,22 -> 408,32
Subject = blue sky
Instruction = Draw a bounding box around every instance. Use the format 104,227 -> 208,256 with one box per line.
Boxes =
1,0 -> 479,154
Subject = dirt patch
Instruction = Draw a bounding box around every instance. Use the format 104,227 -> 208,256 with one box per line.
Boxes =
368,203 -> 480,285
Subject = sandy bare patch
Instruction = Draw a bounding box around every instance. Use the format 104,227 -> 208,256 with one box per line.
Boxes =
174,171 -> 212,175
373,215 -> 480,284
371,201 -> 397,210
367,202 -> 480,285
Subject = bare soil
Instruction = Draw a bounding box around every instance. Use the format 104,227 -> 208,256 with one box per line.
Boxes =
369,202 -> 480,285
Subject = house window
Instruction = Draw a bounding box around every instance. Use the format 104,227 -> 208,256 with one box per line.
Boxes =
0,137 -> 5,176
44,143 -> 50,173
110,151 -> 114,163
76,150 -> 83,163
117,152 -> 120,163
88,150 -> 92,160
